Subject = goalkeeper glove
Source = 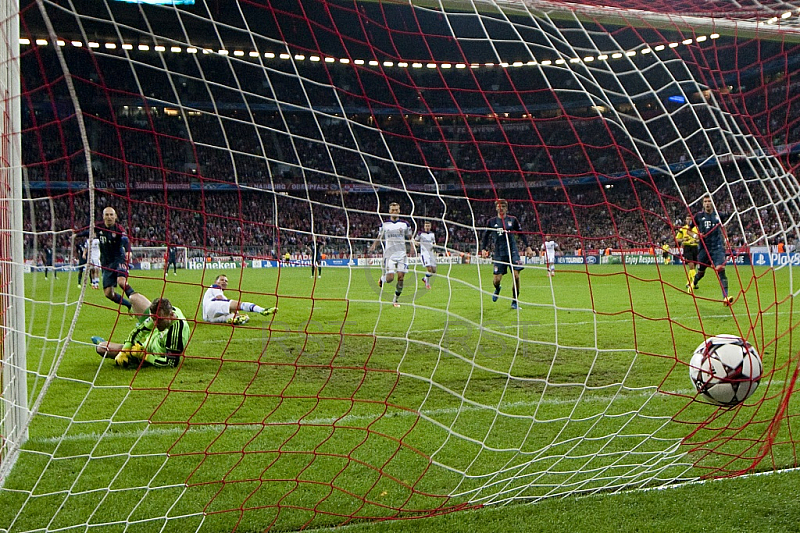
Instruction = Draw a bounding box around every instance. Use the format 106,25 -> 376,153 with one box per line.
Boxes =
115,343 -> 144,368
114,351 -> 129,367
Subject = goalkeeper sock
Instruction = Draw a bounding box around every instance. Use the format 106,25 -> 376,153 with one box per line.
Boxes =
240,302 -> 265,314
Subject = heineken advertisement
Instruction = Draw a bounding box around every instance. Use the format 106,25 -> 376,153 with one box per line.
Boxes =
186,260 -> 243,270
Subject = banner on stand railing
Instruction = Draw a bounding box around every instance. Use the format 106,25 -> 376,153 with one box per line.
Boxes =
750,253 -> 800,266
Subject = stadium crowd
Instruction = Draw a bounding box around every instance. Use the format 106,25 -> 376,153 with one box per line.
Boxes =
19,44 -> 800,264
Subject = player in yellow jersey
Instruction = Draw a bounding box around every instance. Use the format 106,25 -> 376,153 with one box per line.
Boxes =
661,243 -> 672,265
675,214 -> 700,291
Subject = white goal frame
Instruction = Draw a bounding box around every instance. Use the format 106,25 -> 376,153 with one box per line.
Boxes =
131,246 -> 190,271
0,0 -> 28,488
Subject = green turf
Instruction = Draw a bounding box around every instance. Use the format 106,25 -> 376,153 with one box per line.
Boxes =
1,262 -> 798,532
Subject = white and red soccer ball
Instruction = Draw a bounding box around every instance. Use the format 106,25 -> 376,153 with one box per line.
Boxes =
689,335 -> 763,406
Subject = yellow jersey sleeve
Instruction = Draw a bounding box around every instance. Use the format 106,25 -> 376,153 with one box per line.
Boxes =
685,226 -> 699,246
678,225 -> 699,246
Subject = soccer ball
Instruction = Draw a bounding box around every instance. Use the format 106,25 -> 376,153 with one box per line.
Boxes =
689,335 -> 763,406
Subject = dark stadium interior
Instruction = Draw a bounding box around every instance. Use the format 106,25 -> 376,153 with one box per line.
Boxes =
17,0 -> 800,263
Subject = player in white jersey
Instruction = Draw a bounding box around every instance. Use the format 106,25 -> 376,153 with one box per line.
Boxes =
415,221 -> 437,289
368,202 -> 415,307
202,274 -> 277,325
541,235 -> 559,276
88,238 -> 101,288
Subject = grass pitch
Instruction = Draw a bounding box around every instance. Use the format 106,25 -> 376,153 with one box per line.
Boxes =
2,261 -> 799,532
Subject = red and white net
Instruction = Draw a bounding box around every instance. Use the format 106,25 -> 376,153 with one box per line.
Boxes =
2,0 -> 800,530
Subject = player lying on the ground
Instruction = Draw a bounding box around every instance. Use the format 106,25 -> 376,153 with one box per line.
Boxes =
92,293 -> 191,368
202,274 -> 278,325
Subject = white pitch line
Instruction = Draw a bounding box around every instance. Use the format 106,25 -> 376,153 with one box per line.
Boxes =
29,385 -> 713,445
179,309 -> 787,347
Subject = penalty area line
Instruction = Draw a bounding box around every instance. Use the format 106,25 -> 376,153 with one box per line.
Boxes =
30,386 -> 693,445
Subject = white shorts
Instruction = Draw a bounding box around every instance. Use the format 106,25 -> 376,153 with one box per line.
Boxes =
546,254 -> 555,266
420,251 -> 437,268
203,300 -> 233,323
89,252 -> 101,268
384,253 -> 408,274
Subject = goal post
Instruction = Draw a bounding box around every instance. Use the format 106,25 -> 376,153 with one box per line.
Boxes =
131,246 -> 189,271
0,0 -> 28,486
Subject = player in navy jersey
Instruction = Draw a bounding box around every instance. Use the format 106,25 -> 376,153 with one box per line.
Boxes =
76,238 -> 87,287
96,207 -> 136,312
311,239 -> 323,279
43,241 -> 57,279
166,246 -> 178,276
691,195 -> 733,305
480,199 -> 533,310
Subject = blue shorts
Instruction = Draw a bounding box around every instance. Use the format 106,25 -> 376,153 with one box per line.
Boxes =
493,254 -> 523,276
697,247 -> 726,269
102,263 -> 129,289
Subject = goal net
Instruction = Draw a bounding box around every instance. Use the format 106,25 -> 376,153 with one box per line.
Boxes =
3,0 -> 800,530
132,246 -> 189,271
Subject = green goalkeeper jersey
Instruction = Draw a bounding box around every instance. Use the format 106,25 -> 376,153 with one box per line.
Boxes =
123,306 -> 190,368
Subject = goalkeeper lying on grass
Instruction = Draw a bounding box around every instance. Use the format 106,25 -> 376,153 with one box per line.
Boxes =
92,292 -> 190,368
